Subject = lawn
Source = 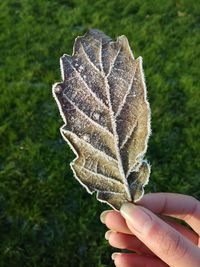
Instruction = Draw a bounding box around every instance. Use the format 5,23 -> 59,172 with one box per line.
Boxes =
0,0 -> 200,266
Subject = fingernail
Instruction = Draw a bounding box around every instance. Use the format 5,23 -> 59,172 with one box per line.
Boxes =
100,210 -> 110,224
105,230 -> 112,240
111,252 -> 121,260
120,203 -> 152,234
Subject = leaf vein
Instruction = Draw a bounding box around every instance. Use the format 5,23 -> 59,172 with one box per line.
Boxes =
63,94 -> 112,137
80,42 -> 102,73
99,38 -> 103,72
66,57 -> 108,110
61,127 -> 117,163
115,75 -> 135,118
120,121 -> 138,150
106,46 -> 121,78
80,165 -> 123,186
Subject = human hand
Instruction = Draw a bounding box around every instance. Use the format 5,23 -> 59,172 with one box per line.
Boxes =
100,193 -> 200,267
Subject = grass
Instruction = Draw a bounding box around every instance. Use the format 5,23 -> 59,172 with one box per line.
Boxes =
0,0 -> 200,266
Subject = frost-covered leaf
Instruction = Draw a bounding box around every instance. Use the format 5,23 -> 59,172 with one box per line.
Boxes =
52,29 -> 151,210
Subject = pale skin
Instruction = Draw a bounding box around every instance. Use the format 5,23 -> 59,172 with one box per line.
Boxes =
100,193 -> 200,267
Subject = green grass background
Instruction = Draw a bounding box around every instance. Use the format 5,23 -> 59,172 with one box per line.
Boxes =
0,0 -> 200,266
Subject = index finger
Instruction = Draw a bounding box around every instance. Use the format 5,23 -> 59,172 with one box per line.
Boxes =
138,193 -> 200,235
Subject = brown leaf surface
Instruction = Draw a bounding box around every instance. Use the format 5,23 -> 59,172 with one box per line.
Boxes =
52,29 -> 151,210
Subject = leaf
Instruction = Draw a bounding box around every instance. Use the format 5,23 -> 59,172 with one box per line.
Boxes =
52,29 -> 151,210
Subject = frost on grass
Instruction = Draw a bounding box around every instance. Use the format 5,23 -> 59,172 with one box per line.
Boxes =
52,29 -> 151,210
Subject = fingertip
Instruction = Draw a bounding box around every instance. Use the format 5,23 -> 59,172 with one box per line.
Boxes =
100,210 -> 112,224
112,253 -> 169,267
120,203 -> 153,235
101,209 -> 132,234
111,252 -> 122,261
120,203 -> 141,225
120,202 -> 137,217
105,230 -> 113,240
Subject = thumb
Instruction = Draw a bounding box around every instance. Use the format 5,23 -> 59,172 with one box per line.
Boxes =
120,203 -> 200,267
